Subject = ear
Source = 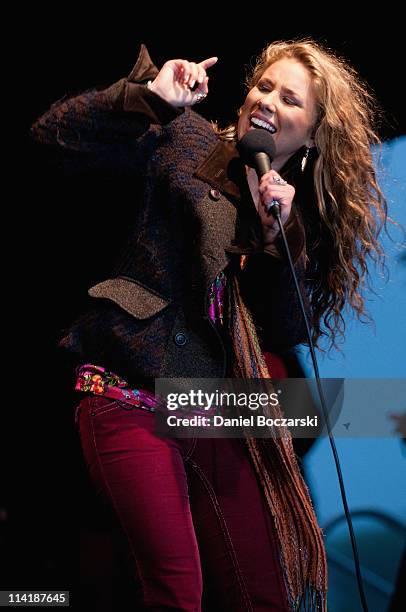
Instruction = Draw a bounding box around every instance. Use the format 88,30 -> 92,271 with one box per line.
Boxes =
305,132 -> 316,148
306,123 -> 318,148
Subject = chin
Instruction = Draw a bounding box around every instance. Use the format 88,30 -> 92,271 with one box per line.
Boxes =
237,124 -> 255,141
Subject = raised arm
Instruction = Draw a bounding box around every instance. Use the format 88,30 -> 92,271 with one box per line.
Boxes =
31,45 -> 217,163
30,45 -> 188,175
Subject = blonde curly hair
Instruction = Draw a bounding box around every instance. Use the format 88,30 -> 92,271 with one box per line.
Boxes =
215,38 -> 391,351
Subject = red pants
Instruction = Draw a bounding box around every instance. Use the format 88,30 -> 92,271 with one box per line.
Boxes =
76,354 -> 289,611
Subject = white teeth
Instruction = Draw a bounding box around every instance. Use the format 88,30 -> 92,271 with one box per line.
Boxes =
251,117 -> 277,134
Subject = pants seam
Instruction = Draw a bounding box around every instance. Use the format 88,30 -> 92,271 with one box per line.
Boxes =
187,459 -> 254,612
183,436 -> 198,461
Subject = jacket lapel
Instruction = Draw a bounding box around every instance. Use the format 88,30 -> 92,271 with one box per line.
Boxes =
194,140 -> 242,200
193,140 -> 264,288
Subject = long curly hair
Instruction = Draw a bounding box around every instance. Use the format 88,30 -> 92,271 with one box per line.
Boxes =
215,38 -> 391,351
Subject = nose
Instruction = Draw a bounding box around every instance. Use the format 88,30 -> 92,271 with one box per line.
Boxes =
258,91 -> 277,113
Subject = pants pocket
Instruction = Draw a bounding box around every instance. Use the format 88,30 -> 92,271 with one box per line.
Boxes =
87,395 -> 130,418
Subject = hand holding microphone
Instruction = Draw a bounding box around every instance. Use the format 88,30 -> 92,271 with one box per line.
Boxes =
258,170 -> 295,228
237,129 -> 295,235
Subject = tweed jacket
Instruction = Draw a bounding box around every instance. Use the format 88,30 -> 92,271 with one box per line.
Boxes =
31,45 -> 311,387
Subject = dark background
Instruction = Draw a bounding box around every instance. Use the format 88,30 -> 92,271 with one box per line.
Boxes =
3,11 -> 404,608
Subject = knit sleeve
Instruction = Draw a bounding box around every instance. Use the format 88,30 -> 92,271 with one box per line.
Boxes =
29,44 -> 183,176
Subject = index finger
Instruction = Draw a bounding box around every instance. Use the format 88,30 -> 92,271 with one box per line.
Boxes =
198,56 -> 218,70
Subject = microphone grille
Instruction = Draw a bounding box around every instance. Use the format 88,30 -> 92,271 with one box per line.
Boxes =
237,129 -> 276,166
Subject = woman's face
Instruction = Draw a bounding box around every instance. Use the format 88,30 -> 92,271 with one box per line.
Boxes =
237,58 -> 318,171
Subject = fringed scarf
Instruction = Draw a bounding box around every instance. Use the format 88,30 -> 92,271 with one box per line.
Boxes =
228,266 -> 328,611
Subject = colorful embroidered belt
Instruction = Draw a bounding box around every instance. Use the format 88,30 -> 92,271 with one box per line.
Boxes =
75,364 -> 158,412
75,364 -> 219,417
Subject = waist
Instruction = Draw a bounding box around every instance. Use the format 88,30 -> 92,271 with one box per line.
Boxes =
75,352 -> 288,413
75,364 -> 158,411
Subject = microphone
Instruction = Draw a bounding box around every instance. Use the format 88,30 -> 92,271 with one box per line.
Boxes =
237,129 -> 280,217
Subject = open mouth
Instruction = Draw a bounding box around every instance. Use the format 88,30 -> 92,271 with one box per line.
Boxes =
250,117 -> 277,134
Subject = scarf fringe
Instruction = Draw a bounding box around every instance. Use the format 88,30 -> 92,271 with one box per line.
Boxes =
229,272 -> 328,611
291,586 -> 327,611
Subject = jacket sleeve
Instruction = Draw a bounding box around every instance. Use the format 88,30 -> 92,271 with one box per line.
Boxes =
238,204 -> 312,353
30,44 -> 183,176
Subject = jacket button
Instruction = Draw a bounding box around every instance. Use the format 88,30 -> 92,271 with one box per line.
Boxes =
174,332 -> 188,346
209,188 -> 221,201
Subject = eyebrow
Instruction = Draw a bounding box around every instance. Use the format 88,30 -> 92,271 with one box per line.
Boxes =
258,77 -> 303,100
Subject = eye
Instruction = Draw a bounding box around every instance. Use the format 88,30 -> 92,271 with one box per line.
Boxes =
283,97 -> 297,105
257,82 -> 270,92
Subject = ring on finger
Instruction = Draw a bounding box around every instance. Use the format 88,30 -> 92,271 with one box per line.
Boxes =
273,176 -> 287,185
195,92 -> 207,103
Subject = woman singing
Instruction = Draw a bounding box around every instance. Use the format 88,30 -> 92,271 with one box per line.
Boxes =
31,38 -> 388,611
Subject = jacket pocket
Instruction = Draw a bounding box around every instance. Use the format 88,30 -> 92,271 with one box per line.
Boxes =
88,276 -> 171,319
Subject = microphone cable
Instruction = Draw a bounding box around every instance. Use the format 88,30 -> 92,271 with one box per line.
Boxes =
270,202 -> 369,612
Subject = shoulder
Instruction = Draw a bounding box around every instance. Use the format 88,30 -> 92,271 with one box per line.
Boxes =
153,109 -> 219,172
163,108 -> 217,147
